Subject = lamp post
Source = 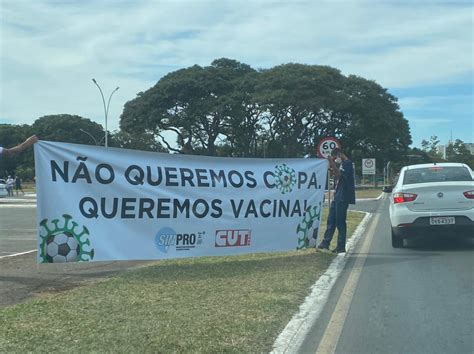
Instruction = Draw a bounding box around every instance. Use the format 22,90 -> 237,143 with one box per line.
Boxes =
92,78 -> 119,147
79,129 -> 105,146
79,129 -> 98,145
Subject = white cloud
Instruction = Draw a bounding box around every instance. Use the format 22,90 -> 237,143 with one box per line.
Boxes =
0,0 -> 472,137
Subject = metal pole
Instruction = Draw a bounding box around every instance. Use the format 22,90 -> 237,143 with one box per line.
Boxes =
79,129 -> 98,145
92,79 -> 119,148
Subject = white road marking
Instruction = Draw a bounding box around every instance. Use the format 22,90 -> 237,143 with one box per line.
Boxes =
0,204 -> 36,208
271,212 -> 373,354
1,238 -> 37,241
316,213 -> 380,354
0,249 -> 37,259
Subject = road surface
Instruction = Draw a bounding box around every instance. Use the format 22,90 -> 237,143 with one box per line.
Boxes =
302,195 -> 474,354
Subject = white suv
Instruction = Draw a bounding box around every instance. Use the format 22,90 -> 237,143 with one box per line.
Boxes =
389,163 -> 474,247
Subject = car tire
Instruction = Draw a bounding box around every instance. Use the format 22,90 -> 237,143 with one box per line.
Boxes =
391,229 -> 403,248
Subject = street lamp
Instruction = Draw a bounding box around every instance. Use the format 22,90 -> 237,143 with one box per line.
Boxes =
79,129 -> 98,145
79,129 -> 105,146
92,78 -> 119,147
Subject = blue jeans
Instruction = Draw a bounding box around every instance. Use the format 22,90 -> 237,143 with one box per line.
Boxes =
320,201 -> 349,250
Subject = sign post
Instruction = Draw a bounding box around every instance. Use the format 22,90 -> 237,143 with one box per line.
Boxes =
362,158 -> 376,187
317,137 -> 341,205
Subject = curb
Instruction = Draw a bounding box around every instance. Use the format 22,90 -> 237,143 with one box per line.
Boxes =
271,211 -> 373,354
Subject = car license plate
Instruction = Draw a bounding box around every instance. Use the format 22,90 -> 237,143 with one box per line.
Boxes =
429,217 -> 455,225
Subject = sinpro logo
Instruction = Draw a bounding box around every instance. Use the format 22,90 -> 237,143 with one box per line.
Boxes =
155,227 -> 204,253
215,229 -> 251,247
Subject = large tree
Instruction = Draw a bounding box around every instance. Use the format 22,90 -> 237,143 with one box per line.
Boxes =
120,58 -> 259,156
120,58 -> 412,166
339,75 -> 412,167
256,63 -> 347,157
32,114 -> 105,145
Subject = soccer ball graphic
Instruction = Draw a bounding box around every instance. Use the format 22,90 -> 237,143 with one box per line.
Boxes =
45,232 -> 80,263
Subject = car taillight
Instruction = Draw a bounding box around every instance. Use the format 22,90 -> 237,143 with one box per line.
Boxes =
463,190 -> 474,199
393,192 -> 417,204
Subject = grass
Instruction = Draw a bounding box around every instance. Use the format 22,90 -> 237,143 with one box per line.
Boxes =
0,211 -> 365,353
355,188 -> 382,199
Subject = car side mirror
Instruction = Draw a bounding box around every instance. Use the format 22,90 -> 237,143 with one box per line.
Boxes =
383,185 -> 393,193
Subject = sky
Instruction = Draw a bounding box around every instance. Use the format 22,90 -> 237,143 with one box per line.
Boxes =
0,0 -> 472,148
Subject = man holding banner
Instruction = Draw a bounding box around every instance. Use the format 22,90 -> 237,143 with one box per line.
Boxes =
318,148 -> 355,253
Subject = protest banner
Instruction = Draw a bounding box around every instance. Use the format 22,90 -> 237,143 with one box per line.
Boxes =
34,141 -> 327,263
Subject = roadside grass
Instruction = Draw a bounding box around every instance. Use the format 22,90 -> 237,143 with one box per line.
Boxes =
21,182 -> 35,193
0,211 -> 365,353
355,188 -> 382,199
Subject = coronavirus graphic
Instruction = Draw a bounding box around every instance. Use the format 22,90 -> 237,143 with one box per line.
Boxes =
274,163 -> 296,194
296,203 -> 322,250
39,214 -> 95,263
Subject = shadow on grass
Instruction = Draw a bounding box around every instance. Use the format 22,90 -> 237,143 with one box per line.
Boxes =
119,251 -> 334,283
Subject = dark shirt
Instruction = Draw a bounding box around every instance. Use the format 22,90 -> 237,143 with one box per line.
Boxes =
334,159 -> 356,204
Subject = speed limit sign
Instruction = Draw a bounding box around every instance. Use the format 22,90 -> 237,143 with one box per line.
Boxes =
317,137 -> 341,158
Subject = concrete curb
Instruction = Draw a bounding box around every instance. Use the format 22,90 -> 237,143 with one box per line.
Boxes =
271,211 -> 373,354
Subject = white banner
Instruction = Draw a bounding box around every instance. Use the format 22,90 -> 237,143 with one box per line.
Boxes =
34,141 -> 327,263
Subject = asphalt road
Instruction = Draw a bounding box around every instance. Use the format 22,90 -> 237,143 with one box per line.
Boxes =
0,203 -> 152,307
302,196 -> 474,354
0,205 -> 37,256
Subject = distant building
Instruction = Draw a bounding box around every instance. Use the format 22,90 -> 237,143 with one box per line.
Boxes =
438,142 -> 474,158
465,143 -> 474,155
438,145 -> 447,159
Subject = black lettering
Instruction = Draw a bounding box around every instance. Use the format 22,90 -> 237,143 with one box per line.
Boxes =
244,200 -> 258,218
210,199 -> 223,218
260,199 -> 272,217
96,164 -> 115,184
72,162 -> 92,184
228,170 -> 244,188
230,199 -> 244,218
101,197 -> 118,218
298,172 -> 307,189
180,168 -> 195,187
307,173 -> 318,189
51,160 -> 69,182
210,169 -> 227,187
79,197 -> 98,218
196,168 -> 210,187
278,200 -> 290,217
139,198 -> 155,218
264,171 -> 275,188
146,166 -> 163,186
125,165 -> 144,185
157,198 -> 171,218
245,171 -> 257,188
121,198 -> 136,218
165,167 -> 179,187
192,199 -> 209,219
173,199 -> 190,218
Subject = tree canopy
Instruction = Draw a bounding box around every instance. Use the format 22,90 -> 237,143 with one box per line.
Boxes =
120,58 -> 412,165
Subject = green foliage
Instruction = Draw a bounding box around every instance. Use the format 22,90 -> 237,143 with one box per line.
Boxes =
0,124 -> 33,178
445,139 -> 474,168
421,135 -> 443,161
120,58 -> 412,164
32,114 -> 105,145
109,130 -> 167,152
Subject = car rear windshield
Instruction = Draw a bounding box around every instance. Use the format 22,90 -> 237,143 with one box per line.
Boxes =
403,166 -> 473,185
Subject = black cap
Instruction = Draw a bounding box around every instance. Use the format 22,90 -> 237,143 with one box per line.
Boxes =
331,147 -> 341,157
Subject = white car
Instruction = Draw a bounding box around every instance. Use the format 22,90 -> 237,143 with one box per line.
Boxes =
389,163 -> 474,248
0,179 -> 7,198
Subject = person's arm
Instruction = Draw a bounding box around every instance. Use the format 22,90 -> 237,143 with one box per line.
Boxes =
327,156 -> 341,179
2,135 -> 38,157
